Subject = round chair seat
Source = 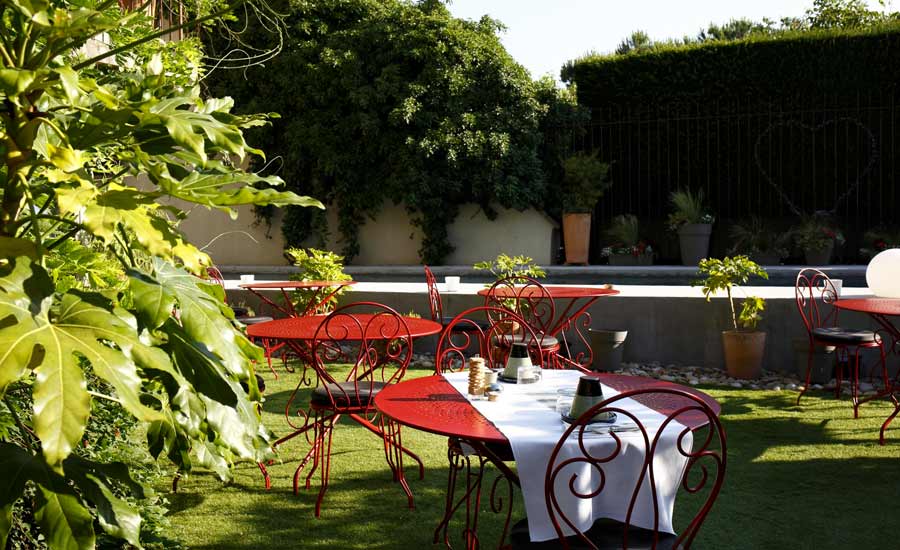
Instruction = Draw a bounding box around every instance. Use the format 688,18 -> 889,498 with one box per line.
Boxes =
496,332 -> 559,348
510,517 -> 677,550
811,327 -> 878,345
237,315 -> 274,326
310,381 -> 388,408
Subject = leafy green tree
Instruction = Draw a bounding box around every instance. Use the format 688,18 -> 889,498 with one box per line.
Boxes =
0,0 -> 320,547
614,30 -> 653,55
205,0 -> 547,264
697,18 -> 768,42
806,0 -> 890,28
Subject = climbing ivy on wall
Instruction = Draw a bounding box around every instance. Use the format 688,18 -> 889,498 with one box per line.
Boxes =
204,0 -> 554,264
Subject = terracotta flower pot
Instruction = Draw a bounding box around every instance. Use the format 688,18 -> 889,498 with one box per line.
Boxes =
563,213 -> 591,265
722,330 -> 766,379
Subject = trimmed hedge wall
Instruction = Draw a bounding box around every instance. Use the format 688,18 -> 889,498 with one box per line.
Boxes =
565,24 -> 900,109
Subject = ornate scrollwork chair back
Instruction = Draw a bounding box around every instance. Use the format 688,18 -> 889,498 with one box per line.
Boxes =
310,302 -> 412,412
534,388 -> 726,550
435,306 -> 545,374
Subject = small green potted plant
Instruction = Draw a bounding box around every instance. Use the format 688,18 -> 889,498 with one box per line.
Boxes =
729,217 -> 789,265
669,188 -> 715,266
694,256 -> 769,379
561,152 -> 613,265
473,253 -> 546,283
601,214 -> 654,266
790,213 -> 844,265
284,247 -> 352,313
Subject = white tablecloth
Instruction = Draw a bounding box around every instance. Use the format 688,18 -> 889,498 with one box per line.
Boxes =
443,370 -> 693,542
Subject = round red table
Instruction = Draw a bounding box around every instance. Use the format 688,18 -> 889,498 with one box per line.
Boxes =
833,297 -> 900,444
375,373 -> 719,547
477,285 -> 620,369
376,373 -> 719,445
246,314 -> 442,341
239,280 -> 357,317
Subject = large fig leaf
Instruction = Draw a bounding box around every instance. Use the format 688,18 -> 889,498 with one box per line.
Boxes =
56,183 -> 210,274
0,258 -> 164,466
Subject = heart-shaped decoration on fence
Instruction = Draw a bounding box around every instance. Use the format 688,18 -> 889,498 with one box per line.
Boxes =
753,118 -> 878,217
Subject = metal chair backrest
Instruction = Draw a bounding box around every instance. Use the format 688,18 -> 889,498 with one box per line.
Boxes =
424,265 -> 443,323
435,306 -> 544,373
310,302 -> 412,410
795,268 -> 840,335
483,275 -> 556,336
546,388 -> 726,550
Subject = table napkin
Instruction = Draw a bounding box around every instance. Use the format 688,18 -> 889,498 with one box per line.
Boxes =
443,370 -> 692,542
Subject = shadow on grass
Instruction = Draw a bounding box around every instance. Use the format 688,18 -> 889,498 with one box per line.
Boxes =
167,372 -> 900,550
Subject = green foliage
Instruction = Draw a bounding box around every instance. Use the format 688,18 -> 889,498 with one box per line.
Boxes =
738,296 -> 766,331
0,0 -> 322,547
790,214 -> 845,251
694,256 -> 769,331
473,254 -> 546,283
204,0 -> 548,264
668,189 -> 714,230
561,152 -> 612,213
606,214 -> 641,247
728,217 -> 789,259
860,226 -> 900,258
806,0 -> 894,29
615,30 -> 653,55
564,23 -> 900,107
284,248 -> 352,314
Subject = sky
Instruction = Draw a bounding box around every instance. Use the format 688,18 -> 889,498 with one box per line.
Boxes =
445,0 -> 876,80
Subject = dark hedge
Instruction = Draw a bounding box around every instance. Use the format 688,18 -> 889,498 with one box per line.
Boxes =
565,24 -> 900,110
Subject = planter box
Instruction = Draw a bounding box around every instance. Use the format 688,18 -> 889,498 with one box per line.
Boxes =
590,329 -> 628,371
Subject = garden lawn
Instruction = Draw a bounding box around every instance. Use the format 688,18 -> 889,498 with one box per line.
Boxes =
166,365 -> 900,549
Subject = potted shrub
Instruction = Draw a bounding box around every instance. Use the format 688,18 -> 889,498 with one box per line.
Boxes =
729,217 -> 789,265
790,213 -> 844,265
561,152 -> 613,265
669,188 -> 715,266
473,253 -> 547,284
284,247 -> 352,313
859,227 -> 900,260
601,214 -> 654,266
695,256 -> 769,379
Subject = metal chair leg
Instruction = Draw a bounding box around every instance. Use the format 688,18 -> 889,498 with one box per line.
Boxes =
797,341 -> 815,405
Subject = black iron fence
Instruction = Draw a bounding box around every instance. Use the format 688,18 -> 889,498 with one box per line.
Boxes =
555,92 -> 899,263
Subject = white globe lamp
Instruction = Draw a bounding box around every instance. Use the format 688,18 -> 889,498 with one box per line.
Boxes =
866,249 -> 900,298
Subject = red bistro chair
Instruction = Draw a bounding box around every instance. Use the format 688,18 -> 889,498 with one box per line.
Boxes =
424,265 -> 491,334
483,275 -> 561,368
511,388 -> 726,550
795,268 -> 889,417
296,302 -> 424,517
433,307 -> 585,548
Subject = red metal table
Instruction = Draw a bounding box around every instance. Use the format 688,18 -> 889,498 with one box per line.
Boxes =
239,280 -> 357,317
374,373 -> 720,548
833,298 -> 900,443
477,285 -> 620,368
247,314 -> 443,488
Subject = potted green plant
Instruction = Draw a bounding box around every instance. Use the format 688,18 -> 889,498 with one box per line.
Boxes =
669,188 -> 715,266
284,248 -> 353,313
790,213 -> 844,265
473,253 -> 547,283
561,152 -> 613,265
859,227 -> 900,260
728,217 -> 789,265
695,256 -> 769,379
601,214 -> 654,266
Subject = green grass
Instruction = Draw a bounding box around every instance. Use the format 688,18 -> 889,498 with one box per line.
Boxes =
166,366 -> 900,549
